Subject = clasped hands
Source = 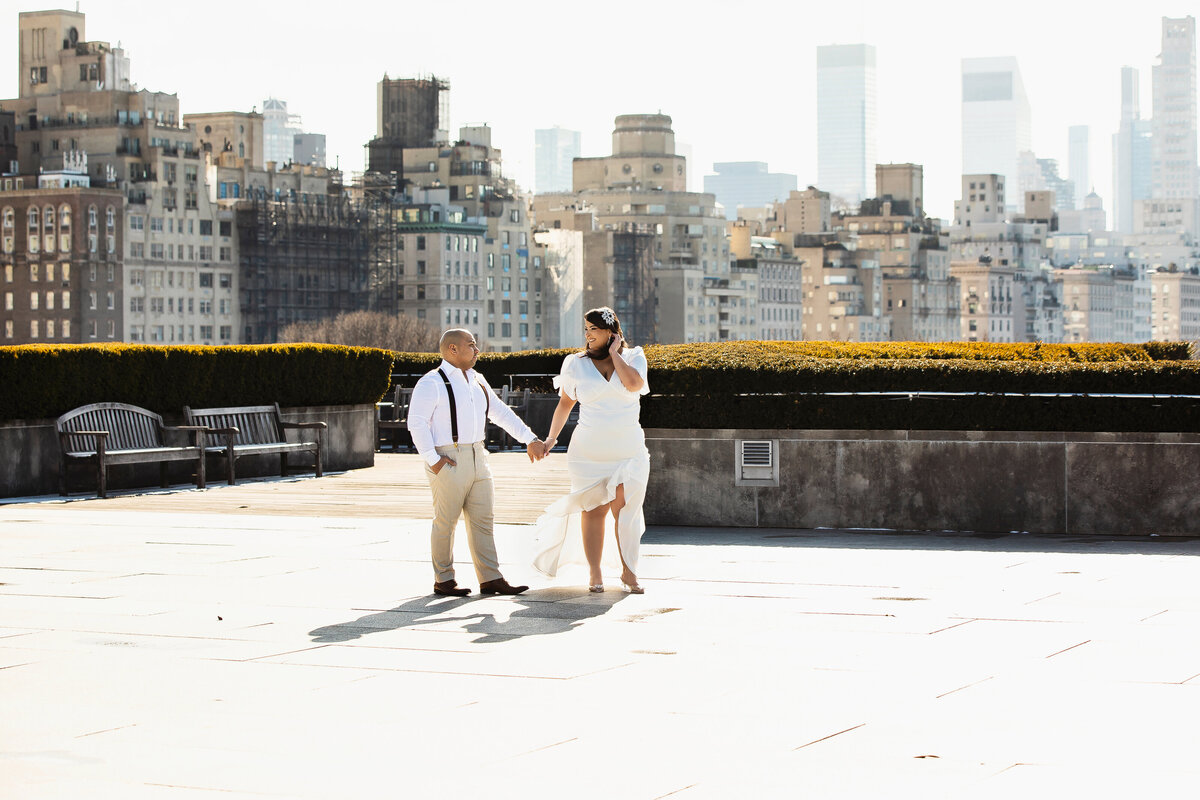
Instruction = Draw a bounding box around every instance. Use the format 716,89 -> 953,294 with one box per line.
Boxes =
526,437 -> 553,462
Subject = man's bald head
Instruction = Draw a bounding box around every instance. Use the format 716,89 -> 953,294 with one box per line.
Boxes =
439,329 -> 480,371
439,329 -> 473,356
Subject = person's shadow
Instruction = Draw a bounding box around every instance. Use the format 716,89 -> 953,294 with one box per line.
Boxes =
308,588 -> 629,645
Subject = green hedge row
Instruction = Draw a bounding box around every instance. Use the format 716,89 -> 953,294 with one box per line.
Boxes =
389,342 -> 1200,397
647,340 -> 1191,362
647,357 -> 1200,396
390,340 -> 1200,432
0,344 -> 394,421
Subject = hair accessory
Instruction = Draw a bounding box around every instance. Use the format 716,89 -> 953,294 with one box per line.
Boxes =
600,308 -> 616,326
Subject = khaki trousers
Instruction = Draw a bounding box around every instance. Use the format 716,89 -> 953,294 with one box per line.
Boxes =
425,441 -> 501,584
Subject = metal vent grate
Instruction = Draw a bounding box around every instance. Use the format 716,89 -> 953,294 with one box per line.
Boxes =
740,440 -> 773,468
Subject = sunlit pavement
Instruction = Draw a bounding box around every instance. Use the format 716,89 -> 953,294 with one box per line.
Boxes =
2,453 -> 1199,798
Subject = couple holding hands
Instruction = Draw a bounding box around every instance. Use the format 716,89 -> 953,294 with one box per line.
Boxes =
406,307 -> 650,598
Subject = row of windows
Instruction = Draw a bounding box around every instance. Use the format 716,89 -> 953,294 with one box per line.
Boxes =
3,205 -> 111,231
485,321 -> 540,340
131,216 -> 229,237
129,270 -> 232,289
2,233 -> 114,255
5,290 -> 70,311
129,297 -> 232,315
130,324 -> 230,343
5,319 -> 82,339
130,243 -> 230,262
5,263 -> 80,282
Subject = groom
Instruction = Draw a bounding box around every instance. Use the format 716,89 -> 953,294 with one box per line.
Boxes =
407,329 -> 547,597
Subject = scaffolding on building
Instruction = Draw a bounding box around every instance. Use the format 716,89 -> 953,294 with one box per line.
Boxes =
237,192 -> 406,343
612,223 -> 658,345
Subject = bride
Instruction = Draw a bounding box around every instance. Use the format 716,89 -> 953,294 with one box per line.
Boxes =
532,307 -> 650,593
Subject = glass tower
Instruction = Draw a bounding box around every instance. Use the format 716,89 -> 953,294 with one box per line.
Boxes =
817,44 -> 877,209
961,57 -> 1032,214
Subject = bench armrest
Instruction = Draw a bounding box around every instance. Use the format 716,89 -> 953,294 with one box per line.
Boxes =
59,429 -> 109,455
161,424 -> 211,447
201,426 -> 241,436
280,421 -> 327,430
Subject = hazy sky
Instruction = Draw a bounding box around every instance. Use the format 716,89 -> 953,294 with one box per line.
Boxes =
1,1 -> 1193,221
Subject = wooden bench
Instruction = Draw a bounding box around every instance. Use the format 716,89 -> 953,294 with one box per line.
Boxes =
375,386 -> 413,452
57,403 -> 208,498
183,403 -> 325,485
486,387 -> 531,450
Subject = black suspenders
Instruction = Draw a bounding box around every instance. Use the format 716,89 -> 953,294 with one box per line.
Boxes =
437,368 -> 490,444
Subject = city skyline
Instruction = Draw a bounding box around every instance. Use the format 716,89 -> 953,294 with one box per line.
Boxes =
0,1 -> 1192,220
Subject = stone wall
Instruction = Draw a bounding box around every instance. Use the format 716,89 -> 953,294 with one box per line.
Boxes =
1,404 -> 374,499
644,428 -> 1200,535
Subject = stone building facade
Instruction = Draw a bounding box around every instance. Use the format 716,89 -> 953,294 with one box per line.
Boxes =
1,184 -> 123,343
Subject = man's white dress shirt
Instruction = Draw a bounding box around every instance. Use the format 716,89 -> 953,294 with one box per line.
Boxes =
407,360 -> 536,466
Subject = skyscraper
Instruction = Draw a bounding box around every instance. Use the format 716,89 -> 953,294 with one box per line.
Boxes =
961,57 -> 1032,213
1068,125 -> 1090,209
1151,16 -> 1198,200
817,44 -> 876,208
534,126 -> 581,193
1112,66 -> 1153,233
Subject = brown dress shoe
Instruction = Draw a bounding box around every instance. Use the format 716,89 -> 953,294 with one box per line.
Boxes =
433,580 -> 471,597
478,578 -> 528,595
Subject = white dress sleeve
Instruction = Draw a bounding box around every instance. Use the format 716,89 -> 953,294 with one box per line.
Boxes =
623,346 -> 650,396
552,353 -> 580,400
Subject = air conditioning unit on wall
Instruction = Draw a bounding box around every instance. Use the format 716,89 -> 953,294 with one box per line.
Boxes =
735,439 -> 779,487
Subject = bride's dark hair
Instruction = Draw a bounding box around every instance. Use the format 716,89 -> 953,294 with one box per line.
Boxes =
583,307 -> 625,359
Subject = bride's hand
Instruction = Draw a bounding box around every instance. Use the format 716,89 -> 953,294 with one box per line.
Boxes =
608,334 -> 624,357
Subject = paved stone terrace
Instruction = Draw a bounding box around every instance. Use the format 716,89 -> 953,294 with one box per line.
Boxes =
2,453 -> 1200,798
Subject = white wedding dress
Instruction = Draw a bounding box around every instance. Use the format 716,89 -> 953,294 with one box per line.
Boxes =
532,347 -> 651,579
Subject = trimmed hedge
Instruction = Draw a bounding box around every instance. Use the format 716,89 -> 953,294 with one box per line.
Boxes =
390,341 -> 1200,396
0,344 -> 394,421
390,340 -> 1200,432
645,340 -> 1191,362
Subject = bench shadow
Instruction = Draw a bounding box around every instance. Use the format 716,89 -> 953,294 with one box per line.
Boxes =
308,588 -> 628,645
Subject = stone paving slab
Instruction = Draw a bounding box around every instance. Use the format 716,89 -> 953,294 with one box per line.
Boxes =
2,452 -> 1200,797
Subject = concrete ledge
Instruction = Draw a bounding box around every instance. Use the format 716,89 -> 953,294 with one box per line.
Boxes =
1,404 -> 375,498
644,428 -> 1200,535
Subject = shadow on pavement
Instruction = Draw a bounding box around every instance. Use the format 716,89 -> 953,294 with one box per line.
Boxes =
308,588 -> 629,645
643,526 -> 1200,557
